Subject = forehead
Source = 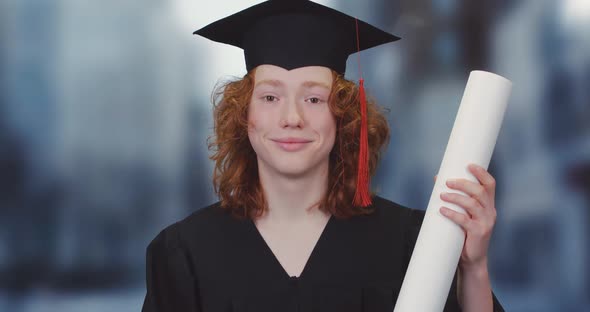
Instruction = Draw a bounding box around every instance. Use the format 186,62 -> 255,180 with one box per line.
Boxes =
253,65 -> 333,88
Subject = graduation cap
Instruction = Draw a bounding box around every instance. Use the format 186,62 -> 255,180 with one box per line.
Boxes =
194,0 -> 401,207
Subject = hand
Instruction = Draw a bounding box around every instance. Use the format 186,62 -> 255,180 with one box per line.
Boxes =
434,164 -> 497,270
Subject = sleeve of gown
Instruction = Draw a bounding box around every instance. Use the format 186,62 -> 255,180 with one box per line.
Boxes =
141,225 -> 201,312
404,208 -> 505,312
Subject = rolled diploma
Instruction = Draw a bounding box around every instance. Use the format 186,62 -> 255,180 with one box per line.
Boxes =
393,71 -> 512,312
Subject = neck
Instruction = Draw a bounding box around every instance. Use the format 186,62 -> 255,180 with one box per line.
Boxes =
256,159 -> 330,224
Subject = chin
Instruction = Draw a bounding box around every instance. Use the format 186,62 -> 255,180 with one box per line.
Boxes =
273,158 -> 328,177
273,163 -> 313,177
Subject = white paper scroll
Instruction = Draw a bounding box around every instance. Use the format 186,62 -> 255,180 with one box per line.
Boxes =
393,71 -> 512,312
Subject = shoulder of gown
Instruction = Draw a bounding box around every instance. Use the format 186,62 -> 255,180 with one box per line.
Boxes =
141,201 -> 226,312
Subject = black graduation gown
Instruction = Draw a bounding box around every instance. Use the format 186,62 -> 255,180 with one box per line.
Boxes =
141,196 -> 504,312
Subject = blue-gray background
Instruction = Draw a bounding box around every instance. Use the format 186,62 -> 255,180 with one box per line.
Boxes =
1,0 -> 589,311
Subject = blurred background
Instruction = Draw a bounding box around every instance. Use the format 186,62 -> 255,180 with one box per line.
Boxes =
0,0 -> 588,311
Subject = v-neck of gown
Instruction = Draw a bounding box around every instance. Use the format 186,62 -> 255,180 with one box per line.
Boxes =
248,214 -> 335,281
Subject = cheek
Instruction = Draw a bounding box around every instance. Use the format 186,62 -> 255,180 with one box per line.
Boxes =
247,121 -> 260,154
246,105 -> 257,139
327,116 -> 338,151
247,103 -> 267,130
247,120 -> 259,145
317,115 -> 337,143
247,105 -> 259,132
325,114 -> 337,135
247,118 -> 256,132
247,112 -> 268,144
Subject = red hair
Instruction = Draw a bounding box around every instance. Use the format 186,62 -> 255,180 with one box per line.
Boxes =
208,70 -> 390,219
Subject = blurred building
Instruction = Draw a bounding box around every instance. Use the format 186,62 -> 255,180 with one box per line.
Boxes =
0,0 -> 213,293
492,0 -> 590,310
51,0 -> 197,286
0,0 -> 62,292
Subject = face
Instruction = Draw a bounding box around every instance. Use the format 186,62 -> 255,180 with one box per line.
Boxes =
248,65 -> 336,179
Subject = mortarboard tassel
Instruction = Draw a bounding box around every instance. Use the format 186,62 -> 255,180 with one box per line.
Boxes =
353,78 -> 371,207
353,19 -> 372,207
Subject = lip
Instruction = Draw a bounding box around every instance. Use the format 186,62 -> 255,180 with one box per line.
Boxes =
270,137 -> 313,152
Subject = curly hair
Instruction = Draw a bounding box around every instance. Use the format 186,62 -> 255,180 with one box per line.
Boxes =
208,69 -> 390,219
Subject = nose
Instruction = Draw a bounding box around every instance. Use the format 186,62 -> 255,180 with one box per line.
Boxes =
280,97 -> 304,128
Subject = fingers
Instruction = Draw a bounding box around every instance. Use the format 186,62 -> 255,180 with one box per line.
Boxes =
440,192 -> 482,218
468,164 -> 496,193
441,206 -> 494,254
438,164 -> 497,267
440,205 -> 493,238
440,206 -> 472,232
444,179 -> 489,211
435,164 -> 495,210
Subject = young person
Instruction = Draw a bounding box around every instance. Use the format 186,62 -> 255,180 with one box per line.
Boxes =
142,1 -> 504,311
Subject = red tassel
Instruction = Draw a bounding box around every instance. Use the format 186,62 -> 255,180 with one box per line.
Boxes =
353,78 -> 371,207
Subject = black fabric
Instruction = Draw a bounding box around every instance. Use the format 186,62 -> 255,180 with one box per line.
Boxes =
193,0 -> 400,74
142,196 -> 504,312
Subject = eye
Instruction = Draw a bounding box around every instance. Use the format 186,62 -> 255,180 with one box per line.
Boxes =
263,95 -> 277,102
306,97 -> 322,104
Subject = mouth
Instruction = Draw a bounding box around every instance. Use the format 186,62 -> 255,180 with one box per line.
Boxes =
270,137 -> 313,152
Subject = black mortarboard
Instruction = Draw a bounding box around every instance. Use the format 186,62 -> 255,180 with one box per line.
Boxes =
193,0 -> 400,75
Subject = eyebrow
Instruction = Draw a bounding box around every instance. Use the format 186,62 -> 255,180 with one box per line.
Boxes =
254,79 -> 331,90
301,81 -> 331,90
254,79 -> 284,88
